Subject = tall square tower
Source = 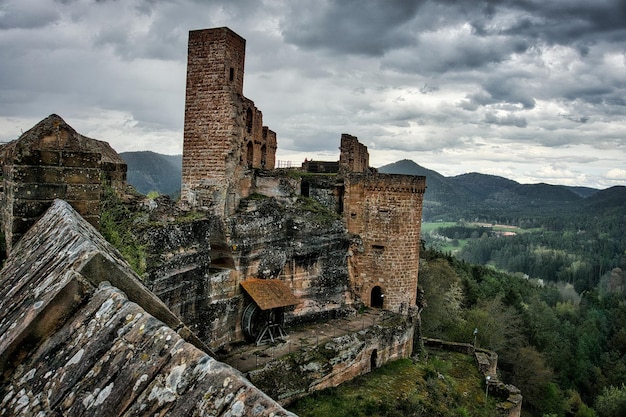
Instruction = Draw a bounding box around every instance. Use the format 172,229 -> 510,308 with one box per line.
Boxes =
181,28 -> 278,213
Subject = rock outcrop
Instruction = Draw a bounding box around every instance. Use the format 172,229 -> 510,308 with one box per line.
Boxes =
0,199 -> 295,417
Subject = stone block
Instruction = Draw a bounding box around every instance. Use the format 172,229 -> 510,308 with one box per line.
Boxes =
12,182 -> 66,200
60,151 -> 101,168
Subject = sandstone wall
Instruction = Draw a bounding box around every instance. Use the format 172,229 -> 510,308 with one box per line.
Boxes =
181,27 -> 277,214
247,312 -> 415,403
344,173 -> 426,313
339,133 -> 369,173
0,114 -> 126,253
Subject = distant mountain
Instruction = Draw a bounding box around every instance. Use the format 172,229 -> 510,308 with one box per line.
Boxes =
376,159 -> 622,223
121,153 -> 623,224
120,151 -> 182,198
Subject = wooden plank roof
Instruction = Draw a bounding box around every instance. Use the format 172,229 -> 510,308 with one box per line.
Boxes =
240,278 -> 299,310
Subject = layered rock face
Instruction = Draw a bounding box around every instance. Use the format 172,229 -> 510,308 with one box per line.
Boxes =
136,191 -> 352,350
229,197 -> 352,324
0,199 -> 295,417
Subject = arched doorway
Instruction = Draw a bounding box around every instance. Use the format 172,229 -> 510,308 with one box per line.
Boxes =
371,286 -> 384,308
370,349 -> 378,370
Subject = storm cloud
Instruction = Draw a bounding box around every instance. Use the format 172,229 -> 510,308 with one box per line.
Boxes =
0,0 -> 624,188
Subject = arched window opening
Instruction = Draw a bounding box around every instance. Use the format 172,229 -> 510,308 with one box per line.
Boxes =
260,145 -> 267,168
246,141 -> 254,168
370,349 -> 378,370
371,286 -> 384,308
246,108 -> 253,133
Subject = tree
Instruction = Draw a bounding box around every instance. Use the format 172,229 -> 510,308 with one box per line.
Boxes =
418,259 -> 465,339
595,384 -> 626,417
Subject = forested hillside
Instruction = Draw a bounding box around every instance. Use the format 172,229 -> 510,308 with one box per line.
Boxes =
378,159 -> 601,223
417,248 -> 626,417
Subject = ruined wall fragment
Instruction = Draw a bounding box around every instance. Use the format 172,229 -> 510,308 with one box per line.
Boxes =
0,114 -> 127,253
181,27 -> 277,214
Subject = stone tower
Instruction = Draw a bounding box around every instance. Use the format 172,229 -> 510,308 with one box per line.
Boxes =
344,173 -> 426,313
339,134 -> 426,314
181,27 -> 277,214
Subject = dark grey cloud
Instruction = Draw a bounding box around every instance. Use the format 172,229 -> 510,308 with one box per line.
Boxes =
484,112 -> 527,127
0,0 -> 624,187
501,0 -> 626,44
0,1 -> 60,29
281,0 -> 423,56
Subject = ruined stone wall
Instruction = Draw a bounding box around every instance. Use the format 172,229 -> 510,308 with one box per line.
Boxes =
0,115 -> 126,252
181,27 -> 277,213
344,173 -> 426,313
339,133 -> 369,173
247,313 -> 415,403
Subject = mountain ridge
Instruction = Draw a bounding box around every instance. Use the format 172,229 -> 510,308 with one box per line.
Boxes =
121,152 -> 624,223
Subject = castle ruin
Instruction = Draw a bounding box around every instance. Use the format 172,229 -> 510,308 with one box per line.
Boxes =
180,28 -> 277,215
178,27 -> 426,322
0,26 -> 525,415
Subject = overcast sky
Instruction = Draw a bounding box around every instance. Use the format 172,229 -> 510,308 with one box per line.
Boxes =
1,0 -> 625,188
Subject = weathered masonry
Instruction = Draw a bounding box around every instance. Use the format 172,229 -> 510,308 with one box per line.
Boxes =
181,27 -> 277,214
344,173 -> 425,313
0,199 -> 294,417
0,114 -> 126,254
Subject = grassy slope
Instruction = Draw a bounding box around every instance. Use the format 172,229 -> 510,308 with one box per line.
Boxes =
288,351 -> 497,417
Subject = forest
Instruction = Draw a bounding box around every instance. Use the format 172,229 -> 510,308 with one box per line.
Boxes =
417,188 -> 626,416
418,245 -> 626,417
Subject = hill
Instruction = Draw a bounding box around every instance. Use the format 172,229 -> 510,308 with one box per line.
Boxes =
120,151 -> 182,198
121,153 -> 623,225
378,159 -> 623,223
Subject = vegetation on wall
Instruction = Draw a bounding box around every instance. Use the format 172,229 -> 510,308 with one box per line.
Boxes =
99,187 -> 147,275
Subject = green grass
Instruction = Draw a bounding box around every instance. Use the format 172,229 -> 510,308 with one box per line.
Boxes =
421,221 -> 458,234
287,351 -> 497,417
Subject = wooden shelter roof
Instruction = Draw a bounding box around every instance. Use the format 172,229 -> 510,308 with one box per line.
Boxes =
240,278 -> 299,310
